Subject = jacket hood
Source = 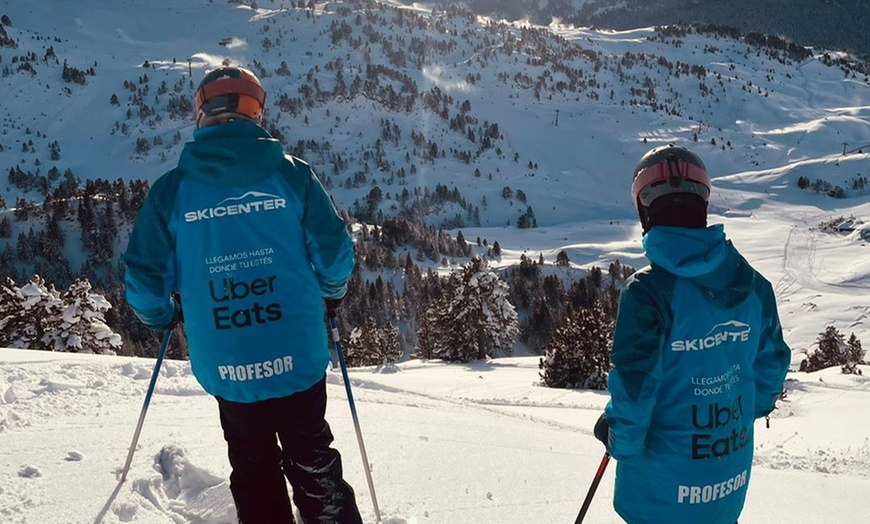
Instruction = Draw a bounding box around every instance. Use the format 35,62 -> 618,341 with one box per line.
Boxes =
643,224 -> 754,306
643,225 -> 727,277
178,120 -> 285,186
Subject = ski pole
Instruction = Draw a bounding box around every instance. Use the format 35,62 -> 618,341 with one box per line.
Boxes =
575,451 -> 611,524
120,329 -> 172,482
328,314 -> 382,523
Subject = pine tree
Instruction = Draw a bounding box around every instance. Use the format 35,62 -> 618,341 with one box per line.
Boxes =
419,257 -> 518,362
841,333 -> 865,375
0,277 -> 28,347
539,302 -> 613,389
804,325 -> 846,372
414,311 -> 437,360
0,275 -> 61,349
0,216 -> 11,238
1,276 -> 121,353
519,298 -> 557,352
0,246 -> 16,282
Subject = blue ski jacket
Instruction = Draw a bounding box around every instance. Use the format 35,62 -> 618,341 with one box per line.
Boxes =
605,224 -> 790,524
123,121 -> 355,403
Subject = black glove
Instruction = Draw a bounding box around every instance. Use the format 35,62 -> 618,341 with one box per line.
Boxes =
324,297 -> 343,318
593,412 -> 610,450
170,291 -> 184,327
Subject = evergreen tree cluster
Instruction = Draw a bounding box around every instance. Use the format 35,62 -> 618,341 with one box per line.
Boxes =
110,73 -> 195,152
61,59 -> 92,85
3,192 -> 630,369
0,17 -> 17,49
0,275 -> 121,353
354,217 -> 472,270
797,174 -> 870,200
515,257 -> 629,390
342,317 -> 402,367
3,177 -> 149,289
802,325 -> 865,374
508,257 -> 630,354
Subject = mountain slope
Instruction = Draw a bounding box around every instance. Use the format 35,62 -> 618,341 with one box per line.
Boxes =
0,0 -> 869,349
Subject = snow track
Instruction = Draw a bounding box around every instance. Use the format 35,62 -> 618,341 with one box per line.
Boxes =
780,224 -> 870,295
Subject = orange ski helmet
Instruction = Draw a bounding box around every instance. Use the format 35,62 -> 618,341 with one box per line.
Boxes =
195,66 -> 266,127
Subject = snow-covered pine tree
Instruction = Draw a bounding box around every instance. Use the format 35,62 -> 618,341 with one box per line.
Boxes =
42,278 -> 121,354
420,257 -> 518,362
343,317 -> 402,367
0,276 -> 29,347
0,275 -> 61,349
419,298 -> 465,360
539,301 -> 613,389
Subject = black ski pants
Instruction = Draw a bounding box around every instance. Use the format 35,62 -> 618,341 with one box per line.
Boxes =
216,375 -> 363,524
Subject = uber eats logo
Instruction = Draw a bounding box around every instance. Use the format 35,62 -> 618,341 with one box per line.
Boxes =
691,396 -> 748,459
209,276 -> 282,329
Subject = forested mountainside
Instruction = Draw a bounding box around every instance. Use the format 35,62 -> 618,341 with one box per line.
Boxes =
1,0 -> 868,359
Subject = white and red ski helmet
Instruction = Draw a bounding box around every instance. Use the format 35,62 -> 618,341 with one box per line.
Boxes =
631,145 -> 711,209
631,145 -> 712,233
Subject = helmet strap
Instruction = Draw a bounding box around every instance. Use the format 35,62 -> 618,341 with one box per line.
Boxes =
666,156 -> 684,188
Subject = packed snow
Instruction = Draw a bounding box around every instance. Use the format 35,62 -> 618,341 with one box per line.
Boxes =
1,349 -> 869,523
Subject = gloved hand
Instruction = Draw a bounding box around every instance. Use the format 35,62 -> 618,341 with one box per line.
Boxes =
324,296 -> 343,318
170,291 -> 184,328
593,412 -> 610,450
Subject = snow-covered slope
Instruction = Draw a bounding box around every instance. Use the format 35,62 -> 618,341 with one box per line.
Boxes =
1,348 -> 869,523
1,0 -> 868,349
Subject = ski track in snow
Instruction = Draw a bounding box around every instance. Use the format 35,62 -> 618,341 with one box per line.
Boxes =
328,372 -> 602,436
330,367 -> 870,480
779,224 -> 868,296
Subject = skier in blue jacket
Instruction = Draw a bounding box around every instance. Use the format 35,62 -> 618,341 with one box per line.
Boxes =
124,66 -> 361,524
593,145 -> 791,524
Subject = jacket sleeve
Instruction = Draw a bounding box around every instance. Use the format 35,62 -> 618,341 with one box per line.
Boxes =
752,277 -> 791,418
122,176 -> 179,331
605,274 -> 667,461
301,167 -> 355,299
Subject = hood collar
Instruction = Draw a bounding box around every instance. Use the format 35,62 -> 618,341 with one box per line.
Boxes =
179,121 -> 284,184
643,224 -> 727,278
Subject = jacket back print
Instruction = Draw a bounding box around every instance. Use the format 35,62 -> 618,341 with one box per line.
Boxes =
124,121 -> 355,403
605,225 -> 790,524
